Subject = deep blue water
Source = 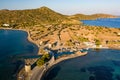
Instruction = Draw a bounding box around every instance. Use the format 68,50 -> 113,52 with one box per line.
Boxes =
43,49 -> 120,80
0,29 -> 38,80
81,18 -> 120,28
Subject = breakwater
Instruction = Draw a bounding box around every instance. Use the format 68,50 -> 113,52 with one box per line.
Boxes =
30,54 -> 55,80
40,51 -> 87,80
42,49 -> 120,80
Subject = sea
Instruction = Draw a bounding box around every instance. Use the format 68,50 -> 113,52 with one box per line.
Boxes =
43,49 -> 120,80
81,18 -> 120,28
42,18 -> 120,80
0,29 -> 38,80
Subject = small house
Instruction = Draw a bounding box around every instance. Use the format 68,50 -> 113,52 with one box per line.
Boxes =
117,32 -> 120,36
2,23 -> 10,27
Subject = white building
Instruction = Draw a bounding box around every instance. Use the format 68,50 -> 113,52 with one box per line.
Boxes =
2,23 -> 10,27
117,33 -> 120,36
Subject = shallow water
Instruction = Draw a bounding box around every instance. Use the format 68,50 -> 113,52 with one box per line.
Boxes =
81,18 -> 120,28
43,49 -> 120,80
0,29 -> 38,80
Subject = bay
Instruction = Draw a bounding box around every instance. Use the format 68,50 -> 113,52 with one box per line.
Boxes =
0,29 -> 38,80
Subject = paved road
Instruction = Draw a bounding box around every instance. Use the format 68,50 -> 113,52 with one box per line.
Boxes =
30,52 -> 54,80
30,66 -> 45,80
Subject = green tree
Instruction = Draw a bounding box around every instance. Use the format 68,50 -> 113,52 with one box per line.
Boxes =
36,54 -> 50,67
36,59 -> 44,67
78,37 -> 89,42
95,39 -> 101,46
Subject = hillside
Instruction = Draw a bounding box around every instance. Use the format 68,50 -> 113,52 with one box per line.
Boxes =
0,6 -> 117,28
0,7 -> 68,28
0,6 -> 119,50
69,13 -> 117,20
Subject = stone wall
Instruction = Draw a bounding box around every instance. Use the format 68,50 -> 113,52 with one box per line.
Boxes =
38,54 -> 55,80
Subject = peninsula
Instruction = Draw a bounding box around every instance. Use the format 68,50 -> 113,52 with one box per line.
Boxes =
0,6 -> 120,80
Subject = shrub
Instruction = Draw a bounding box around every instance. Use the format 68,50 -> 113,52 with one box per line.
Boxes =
94,39 -> 101,46
36,54 -> 50,67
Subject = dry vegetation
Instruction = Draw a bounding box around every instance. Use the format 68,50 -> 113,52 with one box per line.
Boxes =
26,24 -> 120,49
0,6 -> 119,49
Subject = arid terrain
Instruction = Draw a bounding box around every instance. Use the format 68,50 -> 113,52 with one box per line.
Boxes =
0,7 -> 120,52
28,24 -> 120,50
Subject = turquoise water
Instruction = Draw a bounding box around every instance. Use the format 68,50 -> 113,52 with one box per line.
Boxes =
81,18 -> 120,28
43,49 -> 120,80
0,29 -> 38,80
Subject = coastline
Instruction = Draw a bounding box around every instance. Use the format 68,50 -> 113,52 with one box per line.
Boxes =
91,46 -> 120,50
0,28 -> 120,80
0,28 -> 40,80
53,51 -> 87,66
40,51 -> 88,80
0,28 -> 40,54
25,29 -> 39,49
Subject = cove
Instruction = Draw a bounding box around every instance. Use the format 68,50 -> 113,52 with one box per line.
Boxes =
42,49 -> 120,80
0,29 -> 38,80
